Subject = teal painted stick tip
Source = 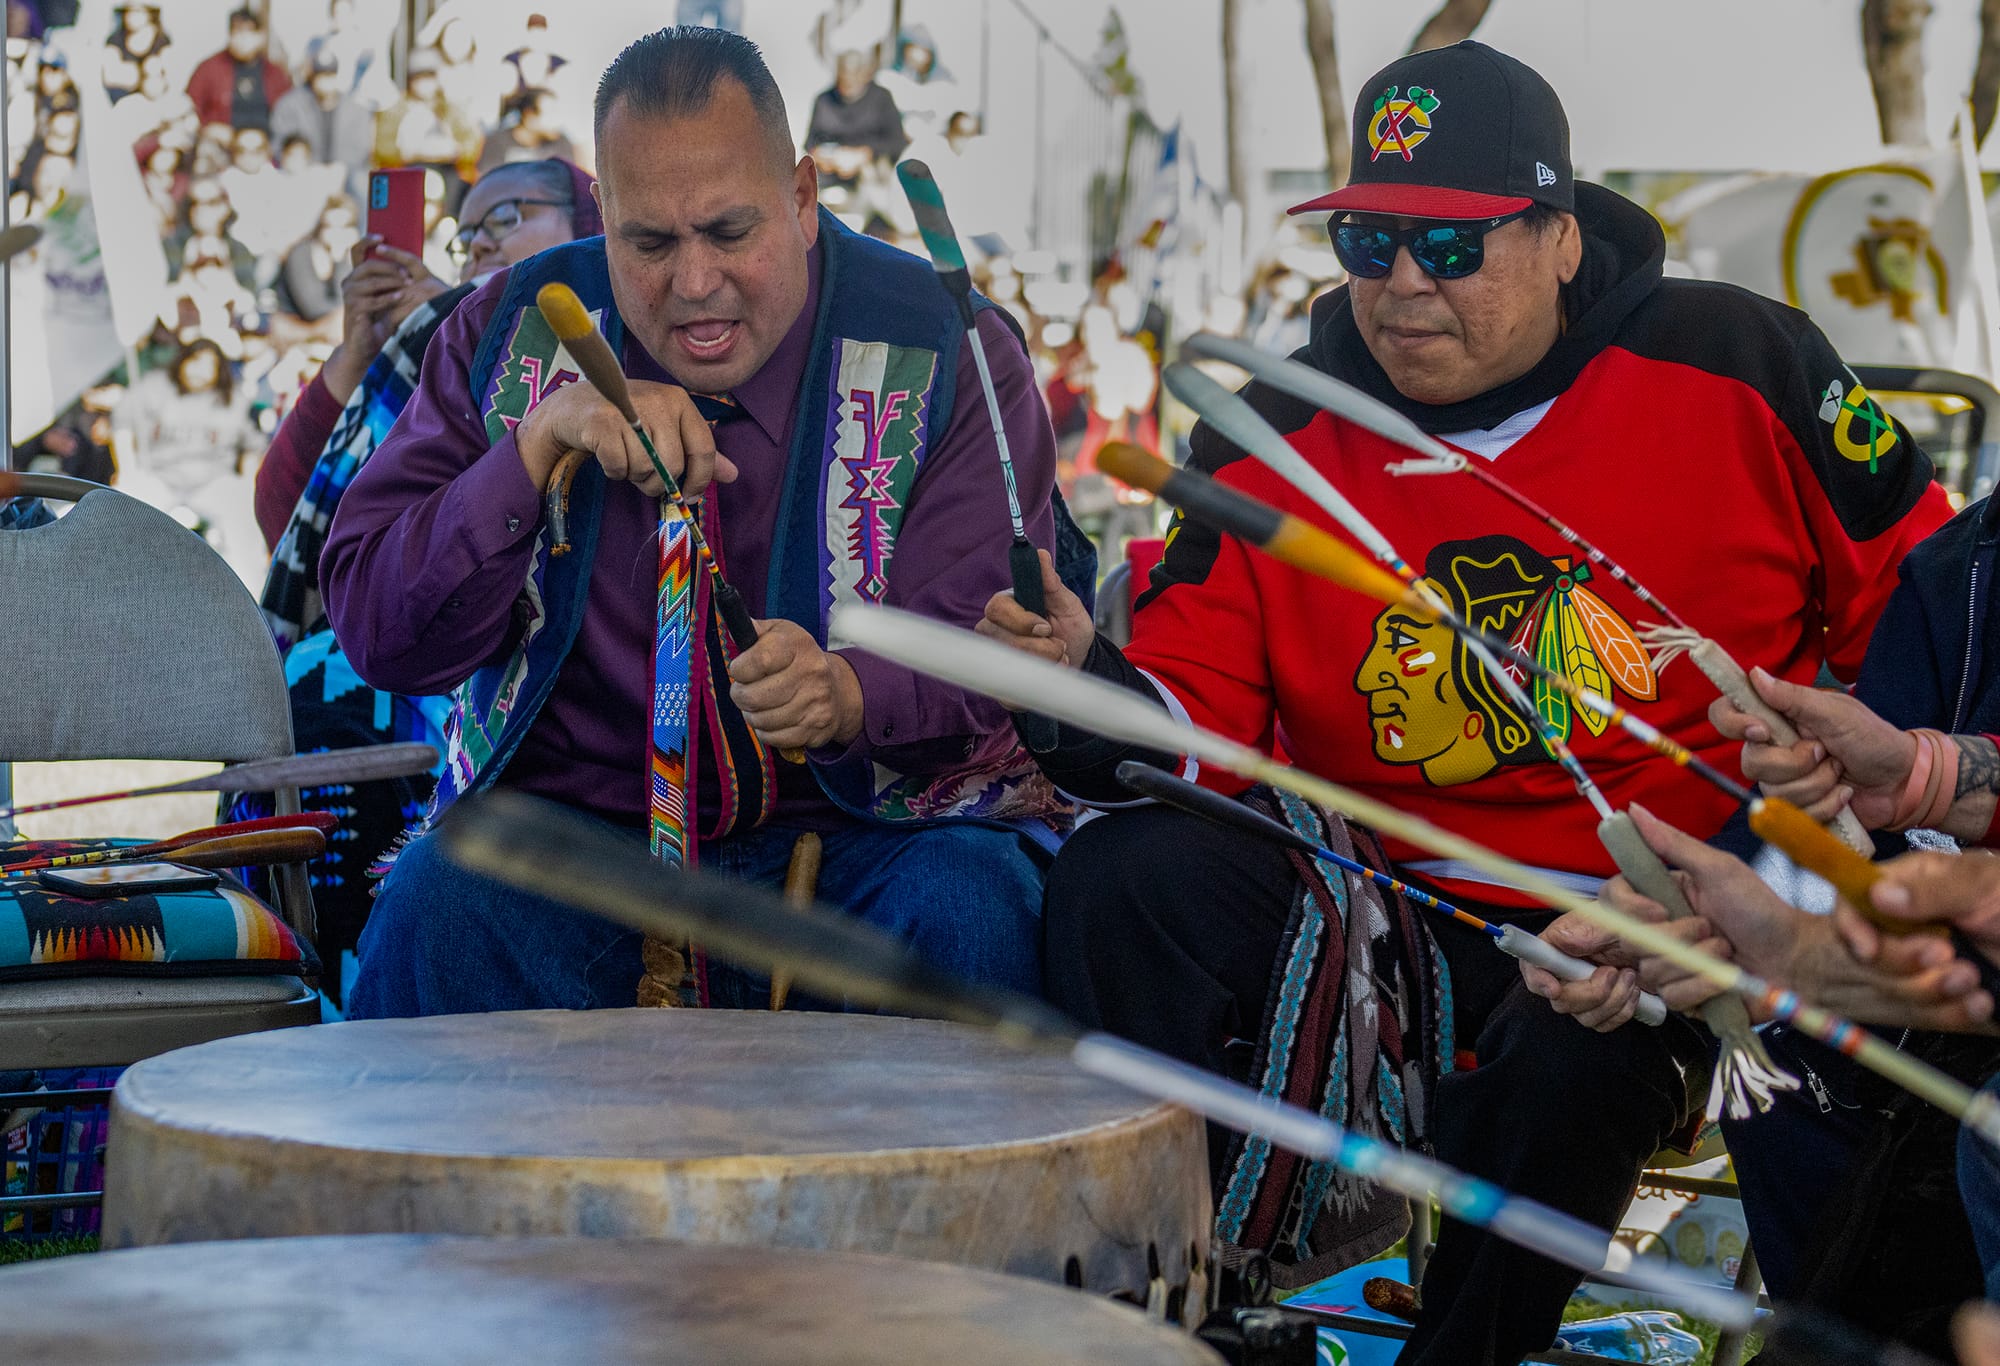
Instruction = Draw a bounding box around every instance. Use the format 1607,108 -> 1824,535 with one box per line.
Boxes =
895,158 -> 968,274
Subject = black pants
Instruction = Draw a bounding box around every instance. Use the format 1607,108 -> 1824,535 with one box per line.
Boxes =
1045,804 -> 1704,1366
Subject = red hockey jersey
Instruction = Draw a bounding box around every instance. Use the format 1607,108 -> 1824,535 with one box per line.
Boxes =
1127,197 -> 1950,902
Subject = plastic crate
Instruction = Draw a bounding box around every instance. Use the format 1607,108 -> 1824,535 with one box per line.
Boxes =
1,1066 -> 121,1245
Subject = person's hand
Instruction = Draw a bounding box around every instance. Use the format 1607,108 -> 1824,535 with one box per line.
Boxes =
1840,848 -> 2000,973
1594,872 -> 1738,1015
727,619 -> 864,751
323,237 -> 449,400
1790,906 -> 1990,1031
1520,898 -> 1727,1029
1519,913 -> 1648,1031
974,549 -> 1095,671
1625,807 -> 1991,1029
1707,667 -> 1913,827
515,379 -> 740,498
1957,1301 -> 2000,1366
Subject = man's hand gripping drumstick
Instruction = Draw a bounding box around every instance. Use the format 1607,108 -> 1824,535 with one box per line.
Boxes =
530,284 -> 861,757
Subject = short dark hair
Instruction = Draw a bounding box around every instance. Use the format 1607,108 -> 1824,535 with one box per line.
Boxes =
1521,203 -> 1566,238
226,8 -> 259,31
594,26 -> 793,171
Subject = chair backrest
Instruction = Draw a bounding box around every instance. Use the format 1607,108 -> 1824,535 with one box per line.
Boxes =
0,481 -> 292,763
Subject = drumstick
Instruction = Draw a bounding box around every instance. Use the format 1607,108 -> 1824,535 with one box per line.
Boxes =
1179,330 -> 1877,854
768,831 -> 823,1011
14,829 -> 332,881
132,828 -> 327,870
0,813 -> 340,874
895,161 -> 1045,620
0,743 -> 439,821
440,787 -> 1754,1330
1113,762 -> 1667,1027
1093,442 -> 1891,928
536,283 -> 803,765
896,160 -> 1058,751
829,602 -> 2000,1153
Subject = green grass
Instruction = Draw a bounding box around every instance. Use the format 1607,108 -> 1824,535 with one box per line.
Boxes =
0,1233 -> 99,1264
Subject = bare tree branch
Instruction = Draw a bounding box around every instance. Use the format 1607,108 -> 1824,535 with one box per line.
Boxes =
1974,0 -> 2000,146
1222,0 -> 1247,205
1304,0 -> 1349,191
1861,0 -> 1933,146
1406,0 -> 1492,54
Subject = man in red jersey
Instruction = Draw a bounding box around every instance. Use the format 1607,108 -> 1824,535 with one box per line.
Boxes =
981,40 -> 1952,1366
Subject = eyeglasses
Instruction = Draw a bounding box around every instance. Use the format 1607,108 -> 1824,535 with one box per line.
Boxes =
449,198 -> 567,261
1329,207 -> 1532,281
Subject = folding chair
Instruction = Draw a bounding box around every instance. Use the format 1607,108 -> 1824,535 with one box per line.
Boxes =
0,476 -> 318,1225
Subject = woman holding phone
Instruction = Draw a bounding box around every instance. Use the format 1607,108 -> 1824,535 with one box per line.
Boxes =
244,157 -> 600,999
254,157 -> 597,550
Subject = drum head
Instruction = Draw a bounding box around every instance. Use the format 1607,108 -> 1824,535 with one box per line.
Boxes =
104,1011 -> 1213,1304
0,1235 -> 1224,1364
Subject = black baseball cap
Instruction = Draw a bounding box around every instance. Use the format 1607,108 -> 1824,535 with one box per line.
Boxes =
1289,41 -> 1573,221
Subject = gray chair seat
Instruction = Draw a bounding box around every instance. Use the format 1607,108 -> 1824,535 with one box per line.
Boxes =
0,975 -> 319,1069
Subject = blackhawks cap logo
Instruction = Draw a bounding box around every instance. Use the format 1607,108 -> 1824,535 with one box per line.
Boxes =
1368,84 -> 1441,162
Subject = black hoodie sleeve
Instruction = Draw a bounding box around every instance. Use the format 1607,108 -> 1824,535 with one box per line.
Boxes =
1018,634 -> 1182,803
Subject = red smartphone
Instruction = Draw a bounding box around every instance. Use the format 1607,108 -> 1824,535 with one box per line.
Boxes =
366,167 -> 426,258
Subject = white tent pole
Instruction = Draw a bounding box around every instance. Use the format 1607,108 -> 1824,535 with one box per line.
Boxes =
1958,101 -> 2000,391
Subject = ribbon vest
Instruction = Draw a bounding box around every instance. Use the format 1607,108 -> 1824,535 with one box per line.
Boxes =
407,212 -> 1086,856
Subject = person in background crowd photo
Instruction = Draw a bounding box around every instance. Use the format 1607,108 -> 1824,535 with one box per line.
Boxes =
186,8 -> 290,134
272,51 -> 375,200
278,194 -> 362,326
475,86 -> 574,177
375,49 -> 479,211
302,0 -> 395,111
876,25 -> 955,139
101,2 -> 166,101
805,48 -> 907,237
111,336 -> 264,582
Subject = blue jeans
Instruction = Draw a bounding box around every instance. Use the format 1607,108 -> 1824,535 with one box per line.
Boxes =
1962,1072 -> 2000,1299
345,810 -> 1048,1019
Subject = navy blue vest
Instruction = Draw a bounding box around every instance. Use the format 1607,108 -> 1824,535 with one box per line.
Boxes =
423,211 -> 1090,844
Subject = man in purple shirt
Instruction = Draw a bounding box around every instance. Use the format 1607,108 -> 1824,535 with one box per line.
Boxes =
322,27 -> 1080,1016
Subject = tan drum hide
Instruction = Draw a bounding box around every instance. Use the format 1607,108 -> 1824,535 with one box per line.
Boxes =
0,1234 -> 1227,1365
103,1010 -> 1212,1304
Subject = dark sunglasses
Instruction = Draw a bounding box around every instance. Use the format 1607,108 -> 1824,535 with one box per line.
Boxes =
1329,207 -> 1532,280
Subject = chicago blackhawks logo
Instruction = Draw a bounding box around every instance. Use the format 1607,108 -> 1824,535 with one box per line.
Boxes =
1818,379 -> 1898,472
1368,85 -> 1441,162
1354,535 -> 1657,787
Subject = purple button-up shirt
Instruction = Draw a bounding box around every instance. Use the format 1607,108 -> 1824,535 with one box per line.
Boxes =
321,242 -> 1059,825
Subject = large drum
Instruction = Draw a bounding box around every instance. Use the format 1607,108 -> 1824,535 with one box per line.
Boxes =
0,1234 -> 1225,1364
104,1010 -> 1211,1305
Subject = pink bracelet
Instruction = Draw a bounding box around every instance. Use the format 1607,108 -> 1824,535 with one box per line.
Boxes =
1889,729 -> 1959,831
1888,729 -> 1937,831
1919,730 -> 1960,829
